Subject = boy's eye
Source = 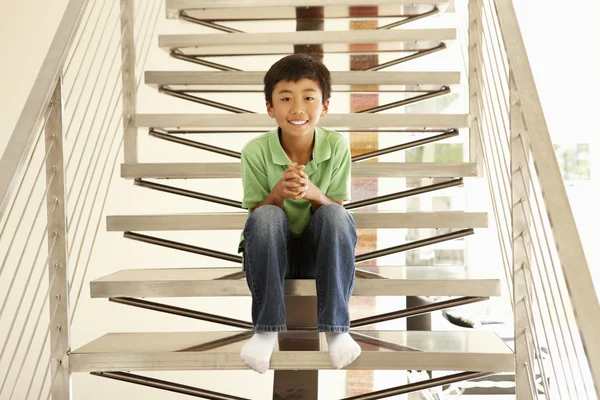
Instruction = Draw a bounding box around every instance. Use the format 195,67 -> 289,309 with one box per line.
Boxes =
281,97 -> 291,102
305,97 -> 314,101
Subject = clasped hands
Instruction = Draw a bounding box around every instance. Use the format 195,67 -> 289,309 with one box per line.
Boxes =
279,163 -> 320,201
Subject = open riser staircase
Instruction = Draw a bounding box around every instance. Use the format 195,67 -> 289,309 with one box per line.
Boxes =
70,1 -> 515,398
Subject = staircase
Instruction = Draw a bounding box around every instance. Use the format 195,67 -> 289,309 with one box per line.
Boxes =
68,0 -> 515,398
2,0 -> 599,399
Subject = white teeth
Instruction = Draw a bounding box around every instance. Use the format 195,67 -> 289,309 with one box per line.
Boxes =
289,120 -> 307,125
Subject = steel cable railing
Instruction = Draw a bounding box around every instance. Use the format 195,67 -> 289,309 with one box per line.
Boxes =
518,163 -> 593,398
465,0 -> 600,397
69,0 -> 162,313
0,0 -> 162,398
65,0 -> 148,245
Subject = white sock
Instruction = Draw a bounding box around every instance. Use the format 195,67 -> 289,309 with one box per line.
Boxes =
325,332 -> 362,369
240,332 -> 278,374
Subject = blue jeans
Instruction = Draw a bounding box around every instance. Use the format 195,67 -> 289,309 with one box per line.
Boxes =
243,204 -> 358,333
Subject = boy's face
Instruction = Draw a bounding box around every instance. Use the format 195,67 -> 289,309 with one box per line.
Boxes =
266,78 -> 329,139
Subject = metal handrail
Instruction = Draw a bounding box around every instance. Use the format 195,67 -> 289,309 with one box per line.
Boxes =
493,0 -> 600,395
0,0 -> 91,222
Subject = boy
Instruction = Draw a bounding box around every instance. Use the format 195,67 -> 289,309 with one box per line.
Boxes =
239,54 -> 361,374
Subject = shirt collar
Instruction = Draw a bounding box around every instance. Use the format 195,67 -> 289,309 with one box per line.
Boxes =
268,126 -> 332,166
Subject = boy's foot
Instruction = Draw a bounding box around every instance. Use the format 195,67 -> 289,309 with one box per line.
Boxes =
325,332 -> 361,369
240,332 -> 278,374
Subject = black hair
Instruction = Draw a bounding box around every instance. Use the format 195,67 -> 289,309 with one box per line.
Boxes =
263,54 -> 332,105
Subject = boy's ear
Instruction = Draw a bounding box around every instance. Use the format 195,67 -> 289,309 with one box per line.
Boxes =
266,101 -> 275,118
320,99 -> 330,116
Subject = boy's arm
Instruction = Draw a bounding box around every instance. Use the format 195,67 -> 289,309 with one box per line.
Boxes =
308,192 -> 343,212
249,181 -> 285,212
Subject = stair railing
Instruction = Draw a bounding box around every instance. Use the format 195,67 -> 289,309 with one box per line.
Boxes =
0,0 -> 160,398
460,0 -> 600,398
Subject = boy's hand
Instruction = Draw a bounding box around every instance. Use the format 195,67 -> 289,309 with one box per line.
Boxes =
282,163 -> 321,201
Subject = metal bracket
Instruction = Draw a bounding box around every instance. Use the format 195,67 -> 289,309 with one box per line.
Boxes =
147,128 -> 459,162
107,295 -> 487,331
134,177 -> 463,210
350,296 -> 488,327
91,371 -> 251,399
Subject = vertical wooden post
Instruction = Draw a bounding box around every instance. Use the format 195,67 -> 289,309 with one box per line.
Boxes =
469,0 -> 484,176
273,297 -> 319,399
294,7 -> 324,62
45,78 -> 71,400
273,8 -> 324,398
510,72 -> 534,400
121,0 -> 137,163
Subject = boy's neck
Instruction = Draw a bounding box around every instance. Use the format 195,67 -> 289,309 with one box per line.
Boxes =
278,128 -> 314,164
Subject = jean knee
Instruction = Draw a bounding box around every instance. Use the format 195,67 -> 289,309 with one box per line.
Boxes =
245,205 -> 290,240
315,204 -> 354,228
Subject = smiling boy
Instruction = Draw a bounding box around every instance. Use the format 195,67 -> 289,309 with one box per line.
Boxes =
239,54 -> 361,374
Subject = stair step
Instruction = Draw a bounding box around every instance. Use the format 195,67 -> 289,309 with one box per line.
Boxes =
121,162 -> 478,179
135,114 -> 469,129
145,71 -> 461,88
90,266 -> 500,298
167,0 -> 450,17
70,330 -> 514,372
159,29 -> 455,53
107,211 -> 488,231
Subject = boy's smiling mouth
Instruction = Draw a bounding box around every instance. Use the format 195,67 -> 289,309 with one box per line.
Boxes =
288,120 -> 308,126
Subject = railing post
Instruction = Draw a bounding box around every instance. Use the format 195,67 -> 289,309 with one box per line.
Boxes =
469,0 -> 484,176
121,0 -> 138,163
510,72 -> 534,400
45,77 -> 72,400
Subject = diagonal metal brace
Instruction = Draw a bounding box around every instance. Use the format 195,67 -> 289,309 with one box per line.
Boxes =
352,129 -> 458,162
159,86 -> 255,113
133,177 -> 462,211
350,296 -> 488,327
345,178 -> 463,210
170,50 -> 241,71
149,129 -> 242,159
342,371 -> 492,400
367,43 -> 446,71
355,228 -> 474,263
109,297 -> 253,329
123,231 -> 243,263
134,179 -> 244,209
180,11 -> 244,33
357,86 -> 451,113
378,6 -> 439,29
91,371 -> 251,399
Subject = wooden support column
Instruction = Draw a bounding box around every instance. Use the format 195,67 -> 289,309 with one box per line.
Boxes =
273,8 -> 325,398
273,297 -> 319,399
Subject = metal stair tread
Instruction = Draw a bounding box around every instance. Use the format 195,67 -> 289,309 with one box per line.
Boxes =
70,330 -> 514,372
135,114 -> 469,129
144,71 -> 461,87
106,211 -> 489,231
167,0 -> 451,15
159,29 -> 456,50
121,162 -> 479,179
90,266 -> 501,297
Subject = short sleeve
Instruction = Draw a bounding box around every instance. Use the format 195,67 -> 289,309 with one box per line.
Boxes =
326,140 -> 351,202
241,149 -> 270,209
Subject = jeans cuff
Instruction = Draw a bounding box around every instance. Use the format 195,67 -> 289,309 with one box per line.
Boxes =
255,324 -> 287,332
318,324 -> 349,333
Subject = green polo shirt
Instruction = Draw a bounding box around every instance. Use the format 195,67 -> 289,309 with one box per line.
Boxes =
239,126 -> 351,252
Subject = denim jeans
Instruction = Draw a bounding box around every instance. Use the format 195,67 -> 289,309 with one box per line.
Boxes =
243,204 -> 358,333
